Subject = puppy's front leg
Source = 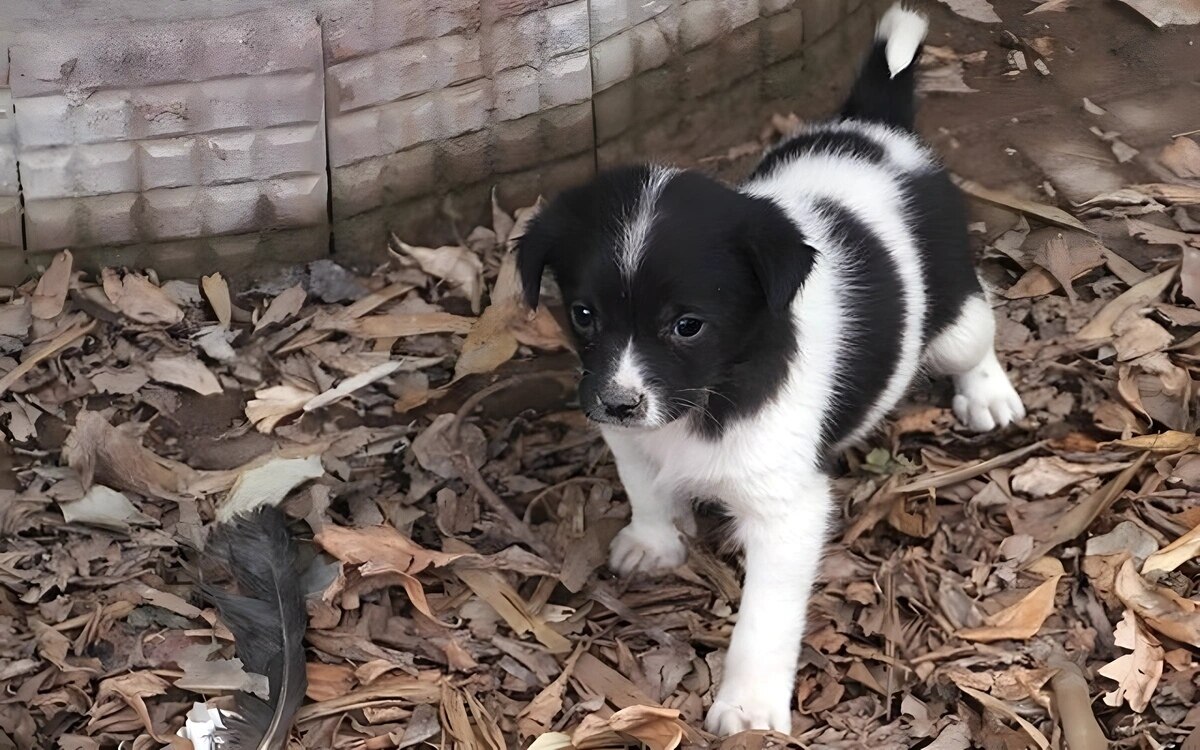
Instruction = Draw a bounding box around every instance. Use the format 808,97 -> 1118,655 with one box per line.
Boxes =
705,477 -> 832,735
604,430 -> 689,576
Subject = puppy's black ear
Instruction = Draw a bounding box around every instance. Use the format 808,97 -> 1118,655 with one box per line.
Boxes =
738,197 -> 816,313
515,213 -> 556,310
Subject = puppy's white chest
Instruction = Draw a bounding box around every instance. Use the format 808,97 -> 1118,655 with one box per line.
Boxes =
615,419 -> 805,502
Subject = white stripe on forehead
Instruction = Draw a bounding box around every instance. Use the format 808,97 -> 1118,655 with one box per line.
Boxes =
617,166 -> 678,281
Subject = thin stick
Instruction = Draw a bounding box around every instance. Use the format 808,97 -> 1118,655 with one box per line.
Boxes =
894,439 -> 1048,493
0,318 -> 97,397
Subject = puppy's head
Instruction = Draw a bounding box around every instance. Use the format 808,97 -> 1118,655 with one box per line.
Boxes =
517,166 -> 814,430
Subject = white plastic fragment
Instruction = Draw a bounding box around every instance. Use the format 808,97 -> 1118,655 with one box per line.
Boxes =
176,702 -> 225,750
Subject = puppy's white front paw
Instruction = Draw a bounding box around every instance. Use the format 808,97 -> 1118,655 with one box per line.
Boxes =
953,356 -> 1025,432
704,695 -> 792,736
608,522 -> 687,576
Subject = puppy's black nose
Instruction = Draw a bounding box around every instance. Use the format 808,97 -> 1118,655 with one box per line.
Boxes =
601,391 -> 644,420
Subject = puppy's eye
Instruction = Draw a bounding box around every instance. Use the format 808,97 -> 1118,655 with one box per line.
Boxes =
571,303 -> 596,331
673,316 -> 704,338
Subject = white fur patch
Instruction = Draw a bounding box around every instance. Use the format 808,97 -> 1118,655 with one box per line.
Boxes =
618,166 -> 678,281
925,295 -> 1026,431
876,4 -> 928,79
612,341 -> 665,426
746,153 -> 928,446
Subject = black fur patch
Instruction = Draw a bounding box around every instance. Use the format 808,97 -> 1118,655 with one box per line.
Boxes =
750,129 -> 886,182
815,200 -> 904,452
900,169 -> 982,342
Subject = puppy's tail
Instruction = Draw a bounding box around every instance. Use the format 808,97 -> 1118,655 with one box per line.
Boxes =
840,4 -> 927,131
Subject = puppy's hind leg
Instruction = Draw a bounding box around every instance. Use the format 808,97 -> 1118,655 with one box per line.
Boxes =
924,295 -> 1025,432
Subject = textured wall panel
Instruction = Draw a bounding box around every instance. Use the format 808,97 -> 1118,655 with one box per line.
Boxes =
10,10 -> 328,270
324,0 -> 596,255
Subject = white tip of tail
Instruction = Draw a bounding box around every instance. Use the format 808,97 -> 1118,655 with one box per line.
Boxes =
876,4 -> 928,79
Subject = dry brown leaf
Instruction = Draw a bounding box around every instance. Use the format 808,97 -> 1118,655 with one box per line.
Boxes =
395,240 -> 484,313
101,269 -> 184,326
457,567 -> 571,654
0,318 -> 96,397
31,249 -> 73,320
218,454 -> 325,521
59,485 -> 154,531
1182,246 -> 1200,304
1028,452 -> 1148,559
254,284 -> 306,332
174,644 -> 267,698
958,573 -> 1062,642
1161,137 -> 1200,179
411,413 -> 488,480
1123,353 -> 1192,431
956,179 -> 1090,233
317,523 -> 468,619
935,0 -> 1001,22
518,646 -> 583,739
579,706 -> 686,750
1131,183 -> 1200,205
201,273 -> 232,329
1115,0 -> 1200,26
63,411 -> 197,499
0,299 -> 32,338
1010,456 -> 1128,497
1004,266 -> 1061,299
955,685 -> 1050,749
1098,609 -> 1164,712
454,252 -> 567,381
1115,558 -> 1200,644
304,361 -> 402,412
1031,233 -> 1104,302
93,672 -> 172,742
1112,316 -> 1173,361
1143,522 -> 1200,574
1028,0 -> 1080,13
1078,266 -> 1177,340
305,662 -> 357,702
245,384 -> 317,433
1125,217 -> 1200,249
320,311 -> 475,339
146,354 -> 222,395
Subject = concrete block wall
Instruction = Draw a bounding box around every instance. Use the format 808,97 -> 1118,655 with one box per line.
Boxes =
592,0 -> 884,176
8,11 -> 329,276
0,0 -> 874,281
0,48 -> 21,263
324,0 -> 596,259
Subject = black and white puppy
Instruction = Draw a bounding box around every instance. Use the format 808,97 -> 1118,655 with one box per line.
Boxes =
517,4 -> 1024,735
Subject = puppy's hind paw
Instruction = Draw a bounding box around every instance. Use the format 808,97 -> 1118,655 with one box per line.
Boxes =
952,352 -> 1026,432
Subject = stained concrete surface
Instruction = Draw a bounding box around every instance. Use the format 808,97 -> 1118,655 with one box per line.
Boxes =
917,0 -> 1199,206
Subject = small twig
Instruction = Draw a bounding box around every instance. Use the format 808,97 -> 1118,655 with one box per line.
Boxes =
0,318 -> 97,397
447,369 -> 576,560
894,439 -> 1048,493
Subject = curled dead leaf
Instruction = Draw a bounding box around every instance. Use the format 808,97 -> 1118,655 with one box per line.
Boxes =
1114,558 -> 1200,644
958,573 -> 1062,642
31,250 -> 73,320
1098,609 -> 1163,712
101,269 -> 184,326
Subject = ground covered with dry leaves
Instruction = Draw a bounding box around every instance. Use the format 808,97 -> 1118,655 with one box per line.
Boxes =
4,24 -> 1200,750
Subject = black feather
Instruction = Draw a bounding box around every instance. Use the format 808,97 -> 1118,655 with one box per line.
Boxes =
203,506 -> 307,750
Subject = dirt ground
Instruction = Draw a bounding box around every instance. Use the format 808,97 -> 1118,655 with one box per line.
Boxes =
2,1 -> 1200,749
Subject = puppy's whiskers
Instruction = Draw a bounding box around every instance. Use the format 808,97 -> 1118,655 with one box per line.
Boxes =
671,396 -> 720,431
